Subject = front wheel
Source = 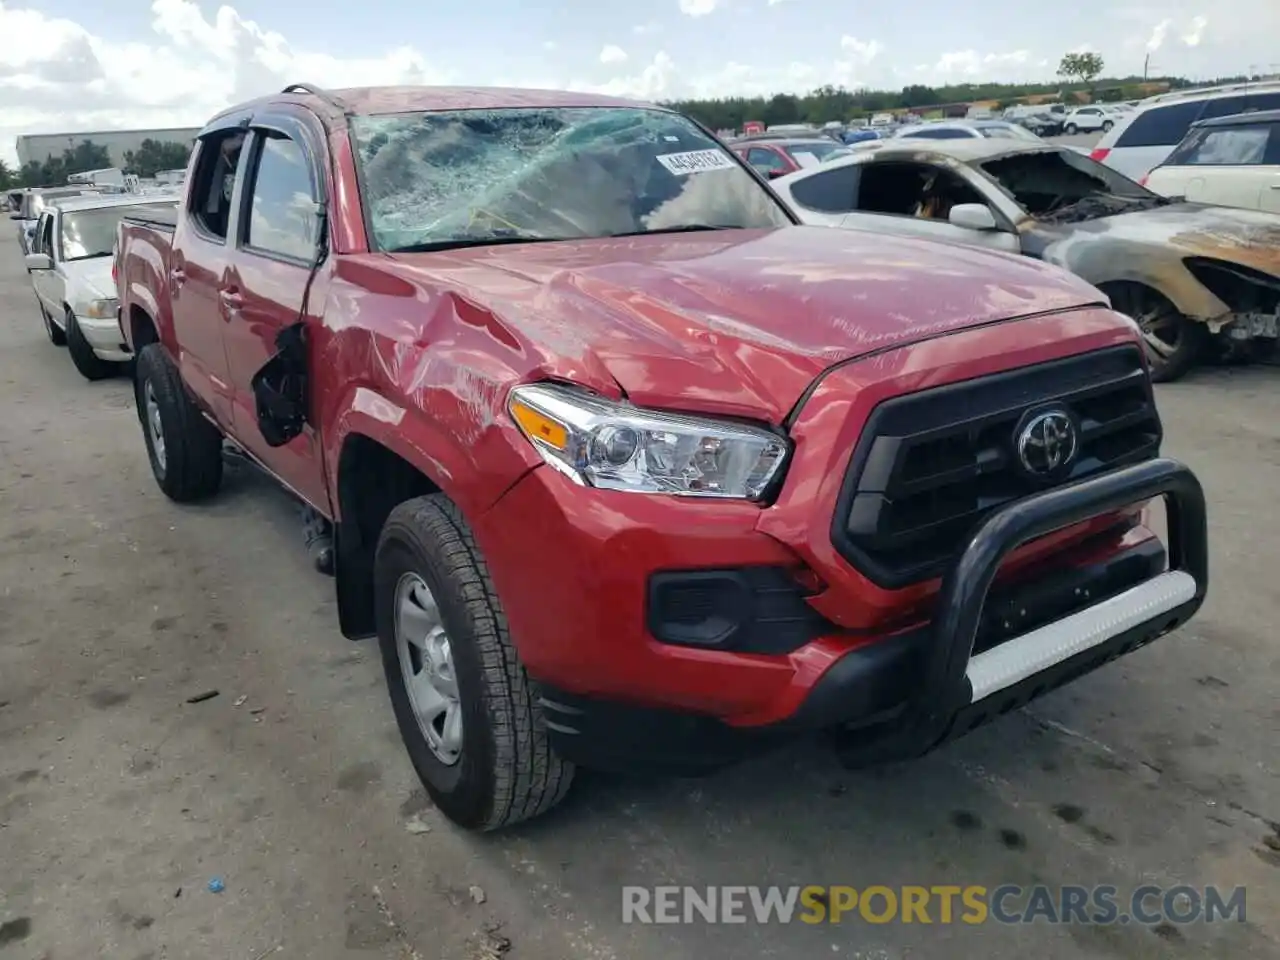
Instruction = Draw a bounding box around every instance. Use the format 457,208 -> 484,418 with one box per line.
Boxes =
134,343 -> 224,501
375,494 -> 573,831
1104,282 -> 1207,382
1101,120 -> 1114,132
1064,123 -> 1078,135
65,311 -> 119,381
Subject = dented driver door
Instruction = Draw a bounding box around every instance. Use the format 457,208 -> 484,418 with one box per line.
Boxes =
220,116 -> 332,515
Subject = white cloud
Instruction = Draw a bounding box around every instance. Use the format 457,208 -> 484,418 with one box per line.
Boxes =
1145,19 -> 1171,52
631,21 -> 661,35
678,0 -> 720,18
839,36 -> 883,62
931,49 -> 1031,77
1181,15 -> 1208,46
599,45 -> 629,66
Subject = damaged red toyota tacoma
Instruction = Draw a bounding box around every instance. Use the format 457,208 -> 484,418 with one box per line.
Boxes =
115,84 -> 1209,831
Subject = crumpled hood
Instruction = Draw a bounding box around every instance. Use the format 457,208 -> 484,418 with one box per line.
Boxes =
388,225 -> 1105,420
1048,202 -> 1280,279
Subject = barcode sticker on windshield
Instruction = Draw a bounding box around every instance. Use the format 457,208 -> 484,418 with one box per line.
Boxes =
655,149 -> 737,176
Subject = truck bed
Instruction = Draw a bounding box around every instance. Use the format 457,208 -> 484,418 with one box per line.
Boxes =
120,205 -> 178,231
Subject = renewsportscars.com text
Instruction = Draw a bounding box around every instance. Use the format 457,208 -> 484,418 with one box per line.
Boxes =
621,884 -> 1247,926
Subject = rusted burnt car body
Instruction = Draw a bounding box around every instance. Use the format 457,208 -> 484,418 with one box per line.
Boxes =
774,140 -> 1280,381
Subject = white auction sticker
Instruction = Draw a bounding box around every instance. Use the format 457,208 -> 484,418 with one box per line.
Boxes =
655,149 -> 738,176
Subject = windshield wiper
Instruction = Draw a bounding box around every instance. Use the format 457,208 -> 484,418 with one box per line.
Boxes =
606,224 -> 735,238
387,234 -> 564,254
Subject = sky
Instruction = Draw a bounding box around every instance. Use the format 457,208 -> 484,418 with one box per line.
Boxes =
2,0 -> 1278,167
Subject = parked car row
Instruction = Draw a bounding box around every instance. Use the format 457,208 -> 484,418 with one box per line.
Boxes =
769,135 -> 1280,381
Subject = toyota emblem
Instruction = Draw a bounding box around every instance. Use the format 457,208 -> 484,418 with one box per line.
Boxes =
1016,409 -> 1078,478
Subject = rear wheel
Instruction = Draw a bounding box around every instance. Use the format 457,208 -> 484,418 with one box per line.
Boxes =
134,343 -> 224,501
375,494 -> 573,831
65,310 -> 119,381
1105,282 -> 1207,383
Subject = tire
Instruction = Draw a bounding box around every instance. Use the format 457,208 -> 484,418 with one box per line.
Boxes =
1104,282 -> 1207,383
39,300 -> 66,346
65,311 -> 119,381
375,494 -> 573,831
1064,123 -> 1078,135
134,343 -> 224,501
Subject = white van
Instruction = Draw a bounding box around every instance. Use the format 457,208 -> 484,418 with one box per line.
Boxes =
1090,80 -> 1280,180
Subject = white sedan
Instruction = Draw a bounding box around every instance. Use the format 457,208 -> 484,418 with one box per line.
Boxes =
25,193 -> 177,380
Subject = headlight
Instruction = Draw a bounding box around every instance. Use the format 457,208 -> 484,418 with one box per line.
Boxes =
81,298 -> 119,320
508,383 -> 788,500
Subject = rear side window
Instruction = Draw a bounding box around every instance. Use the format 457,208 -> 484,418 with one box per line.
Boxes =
1244,92 -> 1280,112
1114,101 -> 1205,148
1167,123 -> 1274,166
188,131 -> 247,242
788,165 -> 860,213
1196,96 -> 1252,122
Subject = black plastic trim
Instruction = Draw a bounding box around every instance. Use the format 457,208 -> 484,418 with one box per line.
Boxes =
830,344 -> 1160,589
646,566 -> 830,655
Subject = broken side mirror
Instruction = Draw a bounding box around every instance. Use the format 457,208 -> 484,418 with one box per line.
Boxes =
251,322 -> 309,447
949,204 -> 999,231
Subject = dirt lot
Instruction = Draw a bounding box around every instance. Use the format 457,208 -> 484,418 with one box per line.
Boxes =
0,241 -> 1276,960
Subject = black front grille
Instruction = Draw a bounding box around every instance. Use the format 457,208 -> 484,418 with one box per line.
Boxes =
831,345 -> 1162,589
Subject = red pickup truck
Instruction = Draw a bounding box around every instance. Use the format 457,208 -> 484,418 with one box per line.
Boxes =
115,83 -> 1208,832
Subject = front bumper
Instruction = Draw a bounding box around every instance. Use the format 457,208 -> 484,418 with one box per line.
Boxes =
76,313 -> 132,361
514,458 -> 1206,774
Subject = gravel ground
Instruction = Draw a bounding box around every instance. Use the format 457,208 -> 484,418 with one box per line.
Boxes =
0,240 -> 1276,960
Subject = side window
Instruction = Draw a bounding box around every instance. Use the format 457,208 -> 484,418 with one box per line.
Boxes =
244,133 -> 320,262
188,130 -> 247,241
1244,92 -> 1280,112
1175,125 -> 1271,165
38,214 -> 54,257
1265,123 -> 1280,165
788,165 -> 861,213
1197,96 -> 1250,122
857,161 -> 987,220
1114,101 -> 1206,148
29,214 -> 45,253
746,148 -> 788,173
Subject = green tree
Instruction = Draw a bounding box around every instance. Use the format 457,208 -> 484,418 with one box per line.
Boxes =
0,157 -> 13,191
18,139 -> 112,187
123,139 -> 193,179
1058,51 -> 1105,89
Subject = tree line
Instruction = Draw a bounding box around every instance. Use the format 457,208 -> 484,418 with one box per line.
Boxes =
0,137 -> 192,191
663,62 -> 1250,133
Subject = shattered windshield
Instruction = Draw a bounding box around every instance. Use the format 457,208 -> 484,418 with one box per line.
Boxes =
980,148 -> 1167,222
351,107 -> 791,253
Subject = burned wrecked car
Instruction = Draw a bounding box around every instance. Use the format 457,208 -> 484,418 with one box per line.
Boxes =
773,139 -> 1280,381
